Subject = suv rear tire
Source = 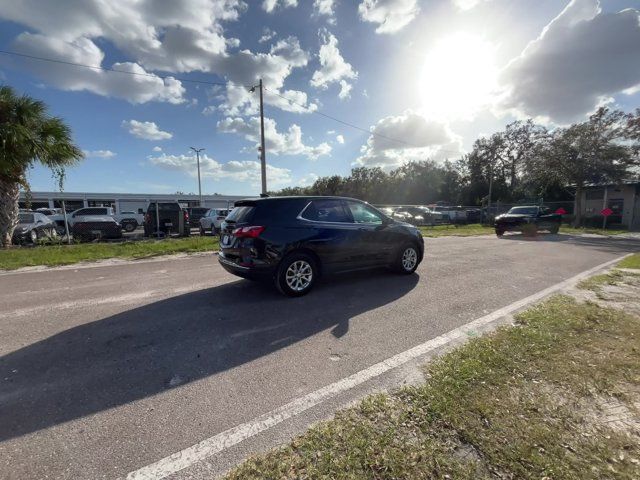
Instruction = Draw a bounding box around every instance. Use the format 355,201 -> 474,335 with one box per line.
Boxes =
276,253 -> 317,297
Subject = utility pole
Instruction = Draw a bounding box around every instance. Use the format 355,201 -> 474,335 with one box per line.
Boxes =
486,163 -> 493,223
259,79 -> 267,196
190,147 -> 205,206
251,79 -> 267,196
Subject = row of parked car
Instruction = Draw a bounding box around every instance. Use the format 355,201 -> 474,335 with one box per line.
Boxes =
376,205 -> 483,226
13,203 -> 231,244
14,201 -> 486,245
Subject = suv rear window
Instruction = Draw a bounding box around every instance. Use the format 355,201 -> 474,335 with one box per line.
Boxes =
148,203 -> 180,212
301,199 -> 351,223
226,206 -> 255,223
190,208 -> 209,215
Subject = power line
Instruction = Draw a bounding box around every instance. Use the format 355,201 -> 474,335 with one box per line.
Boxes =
265,87 -> 464,156
1,48 -> 464,157
0,49 -> 253,89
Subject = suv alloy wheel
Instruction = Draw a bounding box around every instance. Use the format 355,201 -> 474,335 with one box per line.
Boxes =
276,253 -> 318,297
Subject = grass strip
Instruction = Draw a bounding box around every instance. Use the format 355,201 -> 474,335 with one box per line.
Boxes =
618,253 -> 640,270
0,236 -> 219,270
419,224 -> 493,237
226,296 -> 640,480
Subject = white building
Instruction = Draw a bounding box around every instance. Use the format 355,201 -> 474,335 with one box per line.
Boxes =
19,191 -> 250,214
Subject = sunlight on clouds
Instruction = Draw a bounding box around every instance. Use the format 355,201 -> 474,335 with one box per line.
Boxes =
419,32 -> 498,120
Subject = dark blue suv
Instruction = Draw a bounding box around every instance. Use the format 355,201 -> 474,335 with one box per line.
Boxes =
218,196 -> 424,296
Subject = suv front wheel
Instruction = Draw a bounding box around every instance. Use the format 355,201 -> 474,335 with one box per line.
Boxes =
394,244 -> 419,274
276,253 -> 317,297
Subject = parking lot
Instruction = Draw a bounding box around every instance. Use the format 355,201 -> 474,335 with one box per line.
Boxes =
1,233 -> 639,479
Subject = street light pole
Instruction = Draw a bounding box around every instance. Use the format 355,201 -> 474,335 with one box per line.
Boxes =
250,79 -> 267,196
190,147 -> 205,206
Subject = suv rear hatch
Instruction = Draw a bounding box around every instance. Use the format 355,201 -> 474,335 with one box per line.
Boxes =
219,202 -> 261,261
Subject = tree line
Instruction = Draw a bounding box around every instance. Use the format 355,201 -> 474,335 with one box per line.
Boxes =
274,108 -> 640,225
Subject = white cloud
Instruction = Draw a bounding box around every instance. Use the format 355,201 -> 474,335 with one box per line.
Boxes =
259,28 -> 277,43
499,0 -> 640,123
311,30 -> 357,99
149,153 -> 292,187
355,111 -> 462,168
358,0 -> 419,34
314,0 -> 337,23
152,146 -> 163,152
270,36 -> 309,68
202,105 -> 217,116
0,1 -> 320,113
336,134 -> 345,144
217,117 -> 332,160
83,149 -> 116,158
9,33 -> 186,104
215,37 -> 317,115
262,0 -> 298,13
452,0 -> 491,10
122,120 -> 173,141
299,173 -> 319,186
338,79 -> 353,99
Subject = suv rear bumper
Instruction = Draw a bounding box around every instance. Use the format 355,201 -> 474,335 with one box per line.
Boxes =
218,254 -> 276,280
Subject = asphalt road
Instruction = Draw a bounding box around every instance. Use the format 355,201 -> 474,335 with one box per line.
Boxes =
1,233 -> 638,479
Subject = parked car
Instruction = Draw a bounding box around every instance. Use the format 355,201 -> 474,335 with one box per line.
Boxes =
71,216 -> 123,241
494,206 -> 561,236
187,207 -> 210,230
218,196 -> 424,297
12,212 -> 58,244
431,206 -> 454,223
115,211 -> 144,232
199,208 -> 230,235
143,202 -> 191,237
378,206 -> 396,217
393,206 -> 438,226
49,206 -> 117,233
465,208 -> 482,224
450,206 -> 468,224
35,207 -> 62,216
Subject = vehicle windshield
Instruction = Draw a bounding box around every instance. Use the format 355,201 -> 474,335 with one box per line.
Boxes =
508,207 -> 538,215
18,214 -> 34,223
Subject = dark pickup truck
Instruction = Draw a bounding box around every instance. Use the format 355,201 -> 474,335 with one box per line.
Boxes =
494,206 -> 561,236
143,202 -> 191,237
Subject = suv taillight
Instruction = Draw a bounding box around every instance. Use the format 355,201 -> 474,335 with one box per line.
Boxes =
144,213 -> 150,223
184,211 -> 189,221
233,226 -> 265,238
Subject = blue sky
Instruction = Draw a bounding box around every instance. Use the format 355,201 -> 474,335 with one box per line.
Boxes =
0,0 -> 639,196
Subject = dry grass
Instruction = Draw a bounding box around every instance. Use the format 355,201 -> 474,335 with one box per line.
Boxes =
225,295 -> 640,480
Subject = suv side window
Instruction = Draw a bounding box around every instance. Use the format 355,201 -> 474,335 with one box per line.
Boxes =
346,201 -> 383,224
301,199 -> 351,223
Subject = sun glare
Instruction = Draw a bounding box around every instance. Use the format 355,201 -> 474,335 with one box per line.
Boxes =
419,33 -> 499,120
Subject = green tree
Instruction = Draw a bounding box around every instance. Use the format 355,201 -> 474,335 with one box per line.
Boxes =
534,107 -> 636,226
0,86 -> 83,247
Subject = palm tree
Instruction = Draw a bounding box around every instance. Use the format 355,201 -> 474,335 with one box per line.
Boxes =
0,85 -> 83,247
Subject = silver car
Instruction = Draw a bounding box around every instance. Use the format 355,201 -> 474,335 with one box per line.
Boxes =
199,208 -> 230,235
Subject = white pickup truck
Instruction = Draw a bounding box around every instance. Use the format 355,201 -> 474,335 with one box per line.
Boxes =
49,207 -> 144,232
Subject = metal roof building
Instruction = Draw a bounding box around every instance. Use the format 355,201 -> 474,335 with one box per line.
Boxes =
19,191 -> 250,214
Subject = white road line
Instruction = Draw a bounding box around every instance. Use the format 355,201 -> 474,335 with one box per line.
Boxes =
126,254 -> 630,480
